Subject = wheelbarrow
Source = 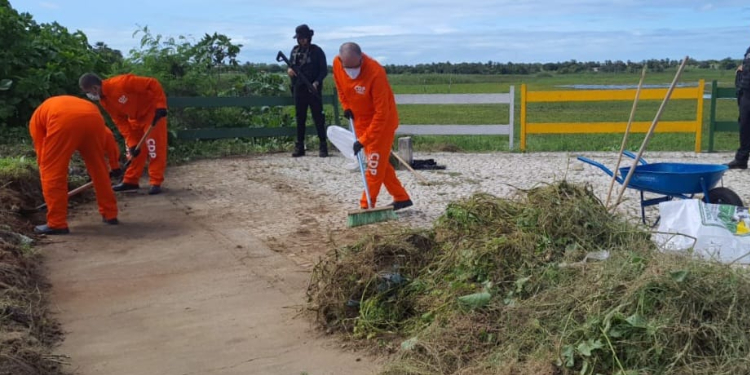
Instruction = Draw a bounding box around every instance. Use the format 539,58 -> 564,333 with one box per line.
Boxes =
578,151 -> 744,225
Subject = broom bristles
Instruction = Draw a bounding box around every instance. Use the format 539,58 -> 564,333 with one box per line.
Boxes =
347,206 -> 397,227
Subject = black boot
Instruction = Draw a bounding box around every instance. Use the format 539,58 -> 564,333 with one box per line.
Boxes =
102,216 -> 119,225
726,159 -> 748,169
292,142 -> 305,157
389,199 -> 414,211
34,224 -> 70,235
319,141 -> 328,158
113,182 -> 140,192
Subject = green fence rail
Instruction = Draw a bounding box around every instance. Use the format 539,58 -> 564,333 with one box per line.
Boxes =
708,80 -> 739,152
168,90 -> 341,140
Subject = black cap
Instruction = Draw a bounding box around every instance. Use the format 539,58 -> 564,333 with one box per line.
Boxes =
294,24 -> 313,39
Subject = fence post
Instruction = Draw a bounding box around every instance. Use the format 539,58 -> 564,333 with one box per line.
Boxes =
708,80 -> 718,153
331,87 -> 341,126
694,79 -> 705,153
520,84 -> 527,151
508,85 -> 515,151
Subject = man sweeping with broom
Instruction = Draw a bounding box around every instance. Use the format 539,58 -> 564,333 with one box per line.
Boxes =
333,42 -> 413,222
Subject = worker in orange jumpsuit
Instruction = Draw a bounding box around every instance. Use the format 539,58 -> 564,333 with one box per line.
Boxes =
333,42 -> 413,210
29,95 -> 120,235
78,73 -> 168,195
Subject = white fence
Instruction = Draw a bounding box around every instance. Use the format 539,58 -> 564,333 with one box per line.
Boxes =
394,87 -> 515,150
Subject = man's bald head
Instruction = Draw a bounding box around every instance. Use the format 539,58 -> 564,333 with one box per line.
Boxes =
339,42 -> 362,68
79,73 -> 102,90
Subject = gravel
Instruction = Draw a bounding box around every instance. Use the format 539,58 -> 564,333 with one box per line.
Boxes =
249,150 -> 750,228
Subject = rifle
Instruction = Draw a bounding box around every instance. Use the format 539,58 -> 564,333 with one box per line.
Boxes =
276,50 -> 320,99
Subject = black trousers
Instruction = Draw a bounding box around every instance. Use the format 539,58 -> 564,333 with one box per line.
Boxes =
736,93 -> 750,160
293,85 -> 326,146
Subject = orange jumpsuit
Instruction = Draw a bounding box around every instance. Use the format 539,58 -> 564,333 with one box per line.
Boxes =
333,53 -> 410,209
99,74 -> 168,187
29,95 -> 119,229
104,127 -> 121,171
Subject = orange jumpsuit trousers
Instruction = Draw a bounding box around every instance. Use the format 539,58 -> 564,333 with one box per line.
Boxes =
99,74 -> 168,187
120,116 -> 167,186
332,53 -> 411,209
29,96 -> 118,229
358,129 -> 410,209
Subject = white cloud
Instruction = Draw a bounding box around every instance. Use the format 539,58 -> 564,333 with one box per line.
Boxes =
20,0 -> 748,65
38,1 -> 59,9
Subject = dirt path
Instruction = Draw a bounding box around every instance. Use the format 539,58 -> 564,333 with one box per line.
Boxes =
44,156 -> 381,375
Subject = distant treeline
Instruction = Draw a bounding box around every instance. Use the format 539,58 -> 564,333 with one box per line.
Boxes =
246,57 -> 741,75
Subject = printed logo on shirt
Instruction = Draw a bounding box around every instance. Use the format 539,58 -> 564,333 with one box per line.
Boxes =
355,85 -> 366,95
118,95 -> 128,104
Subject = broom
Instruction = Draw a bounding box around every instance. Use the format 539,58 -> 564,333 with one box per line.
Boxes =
347,117 -> 397,227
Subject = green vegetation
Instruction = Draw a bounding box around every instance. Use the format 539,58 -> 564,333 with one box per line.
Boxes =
310,182 -> 750,374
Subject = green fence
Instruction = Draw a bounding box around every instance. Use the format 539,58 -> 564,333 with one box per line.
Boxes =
708,80 -> 739,152
168,91 -> 341,140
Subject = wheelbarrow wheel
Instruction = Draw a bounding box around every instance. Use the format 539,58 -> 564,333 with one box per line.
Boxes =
707,187 -> 744,207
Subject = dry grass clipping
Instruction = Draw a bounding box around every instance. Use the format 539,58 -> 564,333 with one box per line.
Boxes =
0,157 -> 69,375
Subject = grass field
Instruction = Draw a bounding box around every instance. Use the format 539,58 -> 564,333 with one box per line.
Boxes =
385,69 -> 741,153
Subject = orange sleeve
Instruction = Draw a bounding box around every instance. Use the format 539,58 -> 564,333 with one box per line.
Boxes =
332,58 -> 352,113
359,69 -> 392,147
104,128 -> 121,170
123,75 -> 167,129
99,96 -> 131,138
28,105 -> 47,165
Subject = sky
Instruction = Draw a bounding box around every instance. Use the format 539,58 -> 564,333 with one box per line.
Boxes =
13,0 -> 750,66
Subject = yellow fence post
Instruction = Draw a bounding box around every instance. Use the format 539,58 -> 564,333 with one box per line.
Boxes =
520,84 -> 527,151
694,79 -> 705,153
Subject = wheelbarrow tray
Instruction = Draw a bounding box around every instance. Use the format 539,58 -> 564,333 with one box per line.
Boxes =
618,163 -> 728,196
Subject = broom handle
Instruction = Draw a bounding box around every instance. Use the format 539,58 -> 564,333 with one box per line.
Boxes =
605,65 -> 647,208
390,151 -> 429,185
613,56 -> 689,210
350,118 -> 373,209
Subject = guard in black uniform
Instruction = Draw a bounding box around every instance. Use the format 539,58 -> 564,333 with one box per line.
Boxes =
727,45 -> 750,169
288,24 -> 328,157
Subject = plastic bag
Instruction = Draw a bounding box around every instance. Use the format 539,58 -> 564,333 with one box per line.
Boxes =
654,200 -> 750,264
326,125 -> 357,161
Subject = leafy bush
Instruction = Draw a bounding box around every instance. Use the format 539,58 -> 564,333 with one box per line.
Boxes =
0,0 -> 111,128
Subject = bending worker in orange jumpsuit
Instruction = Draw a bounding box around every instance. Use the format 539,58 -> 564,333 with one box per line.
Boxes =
78,73 -> 168,195
104,126 -> 123,177
29,95 -> 120,235
333,42 -> 413,210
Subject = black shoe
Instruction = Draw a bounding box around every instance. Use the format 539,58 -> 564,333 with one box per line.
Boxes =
390,199 -> 414,211
726,159 -> 748,169
34,224 -> 70,235
319,141 -> 329,157
113,182 -> 140,192
102,216 -> 119,225
148,185 -> 162,195
292,143 -> 305,157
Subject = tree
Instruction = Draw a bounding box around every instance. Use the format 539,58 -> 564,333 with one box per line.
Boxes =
93,41 -> 124,67
0,0 -> 108,127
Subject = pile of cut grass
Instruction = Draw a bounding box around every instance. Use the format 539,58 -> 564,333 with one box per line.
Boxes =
0,157 -> 69,375
309,181 -> 750,375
